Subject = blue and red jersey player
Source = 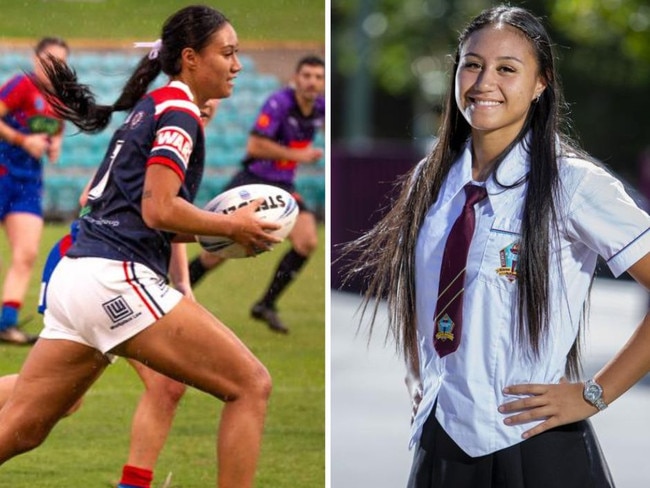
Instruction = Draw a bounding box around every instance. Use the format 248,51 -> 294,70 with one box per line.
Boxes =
0,37 -> 68,344
0,71 -> 63,181
37,220 -> 79,315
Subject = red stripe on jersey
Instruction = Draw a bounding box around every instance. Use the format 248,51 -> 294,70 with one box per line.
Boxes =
276,140 -> 310,170
146,155 -> 185,182
150,85 -> 201,123
59,234 -> 74,256
122,261 -> 160,320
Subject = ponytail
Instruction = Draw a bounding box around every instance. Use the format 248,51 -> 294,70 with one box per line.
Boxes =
37,54 -> 161,133
35,5 -> 228,133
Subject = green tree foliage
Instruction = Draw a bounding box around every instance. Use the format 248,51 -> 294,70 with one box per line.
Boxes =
335,0 -> 649,95
333,0 -> 649,180
334,0 -> 494,99
550,0 -> 650,86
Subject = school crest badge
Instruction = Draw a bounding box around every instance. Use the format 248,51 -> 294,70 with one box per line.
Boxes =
496,241 -> 519,281
435,314 -> 455,341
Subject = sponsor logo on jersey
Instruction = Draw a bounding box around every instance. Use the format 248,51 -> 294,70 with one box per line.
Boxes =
257,113 -> 271,129
127,110 -> 145,129
103,295 -> 141,329
27,115 -> 61,136
34,95 -> 45,112
153,126 -> 193,169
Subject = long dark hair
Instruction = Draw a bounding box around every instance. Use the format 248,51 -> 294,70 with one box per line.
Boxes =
36,5 -> 229,133
344,5 -> 587,378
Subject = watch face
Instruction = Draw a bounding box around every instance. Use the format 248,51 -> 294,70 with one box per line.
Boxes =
585,383 -> 602,401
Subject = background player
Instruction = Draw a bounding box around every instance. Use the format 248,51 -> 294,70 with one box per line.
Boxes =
0,37 -> 68,344
188,55 -> 325,333
0,231 -> 191,488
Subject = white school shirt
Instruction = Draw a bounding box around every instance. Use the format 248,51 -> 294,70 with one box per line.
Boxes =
411,138 -> 650,457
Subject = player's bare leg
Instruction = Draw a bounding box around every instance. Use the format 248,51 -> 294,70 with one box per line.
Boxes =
111,298 -> 271,488
0,373 -> 84,417
289,211 -> 318,257
188,251 -> 225,286
0,374 -> 17,409
0,213 -> 42,344
121,360 -> 187,472
251,210 -> 318,333
0,339 -> 108,462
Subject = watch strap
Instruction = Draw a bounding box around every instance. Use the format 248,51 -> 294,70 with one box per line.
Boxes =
593,397 -> 608,411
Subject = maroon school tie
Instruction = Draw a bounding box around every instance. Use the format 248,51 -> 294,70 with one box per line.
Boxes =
433,184 -> 487,357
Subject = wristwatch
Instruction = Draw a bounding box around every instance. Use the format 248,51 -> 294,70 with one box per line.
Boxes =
583,379 -> 608,411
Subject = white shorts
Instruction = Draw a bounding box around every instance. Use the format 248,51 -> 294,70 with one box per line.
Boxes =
41,256 -> 183,360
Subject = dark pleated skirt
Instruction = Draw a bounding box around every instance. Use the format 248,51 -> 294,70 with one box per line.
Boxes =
407,409 -> 615,488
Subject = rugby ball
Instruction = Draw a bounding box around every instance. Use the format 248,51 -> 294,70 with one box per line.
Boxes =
196,184 -> 299,258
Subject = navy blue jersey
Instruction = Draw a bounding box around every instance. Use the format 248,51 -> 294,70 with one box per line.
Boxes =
67,81 -> 204,277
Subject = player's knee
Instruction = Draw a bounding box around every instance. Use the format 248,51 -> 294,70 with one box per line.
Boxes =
64,396 -> 84,417
305,235 -> 319,254
160,379 -> 187,406
294,235 -> 318,256
11,423 -> 51,454
143,376 -> 186,410
231,362 -> 272,404
248,362 -> 273,402
14,248 -> 39,268
297,242 -> 317,257
201,251 -> 224,270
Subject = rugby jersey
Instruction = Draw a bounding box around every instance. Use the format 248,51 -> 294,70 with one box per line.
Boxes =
68,81 -> 204,278
245,86 -> 325,184
0,72 -> 63,179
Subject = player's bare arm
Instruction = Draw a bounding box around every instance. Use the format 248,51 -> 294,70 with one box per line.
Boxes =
246,133 -> 322,164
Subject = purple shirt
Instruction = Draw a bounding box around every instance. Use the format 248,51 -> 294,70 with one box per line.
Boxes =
245,86 -> 325,184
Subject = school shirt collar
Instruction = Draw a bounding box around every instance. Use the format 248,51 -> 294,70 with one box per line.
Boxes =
441,134 -> 531,212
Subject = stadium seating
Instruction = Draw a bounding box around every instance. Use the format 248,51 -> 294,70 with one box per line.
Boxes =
0,49 -> 325,219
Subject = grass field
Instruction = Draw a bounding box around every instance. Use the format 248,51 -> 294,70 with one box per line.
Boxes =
0,2 -> 326,485
0,0 -> 325,43
0,222 -> 325,487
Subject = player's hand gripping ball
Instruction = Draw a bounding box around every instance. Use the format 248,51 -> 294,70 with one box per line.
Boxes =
196,184 -> 299,258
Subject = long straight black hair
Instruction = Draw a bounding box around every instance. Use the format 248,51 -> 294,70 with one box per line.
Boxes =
344,5 -> 588,378
35,5 -> 229,133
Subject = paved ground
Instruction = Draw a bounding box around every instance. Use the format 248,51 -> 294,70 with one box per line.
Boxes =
331,277 -> 650,488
